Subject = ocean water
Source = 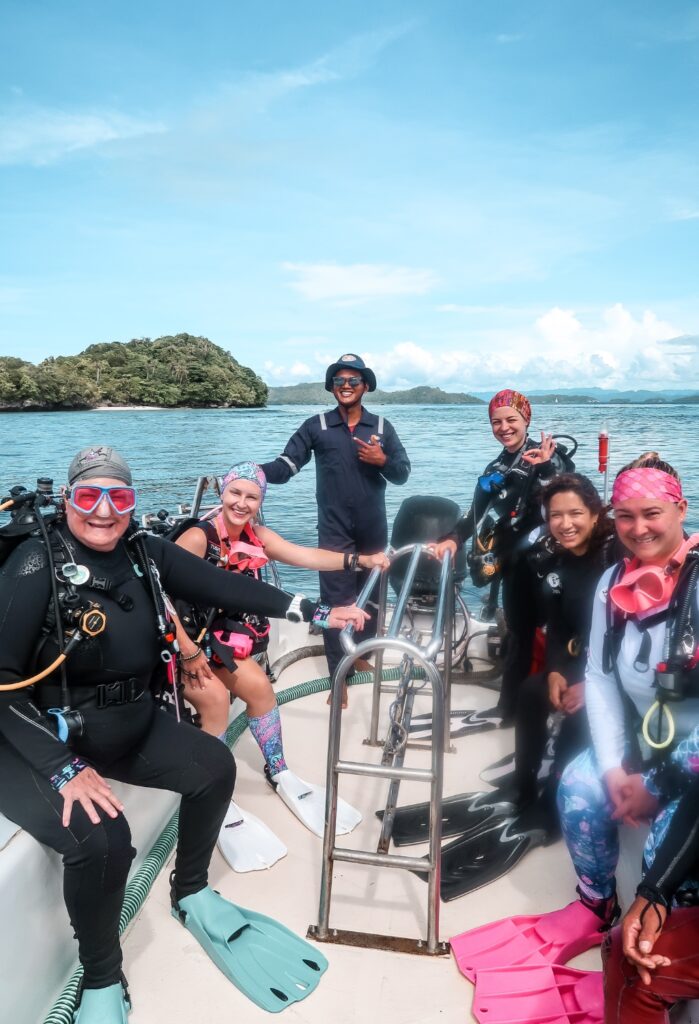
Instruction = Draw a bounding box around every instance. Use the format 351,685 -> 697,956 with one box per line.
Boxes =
2,403 -> 696,601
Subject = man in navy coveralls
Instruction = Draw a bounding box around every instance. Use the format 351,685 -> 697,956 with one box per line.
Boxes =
261,354 -> 411,694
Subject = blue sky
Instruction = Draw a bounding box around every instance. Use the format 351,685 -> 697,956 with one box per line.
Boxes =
2,1 -> 699,391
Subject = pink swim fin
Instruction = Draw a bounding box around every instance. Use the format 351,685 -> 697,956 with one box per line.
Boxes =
471,963 -> 603,1024
450,901 -> 605,981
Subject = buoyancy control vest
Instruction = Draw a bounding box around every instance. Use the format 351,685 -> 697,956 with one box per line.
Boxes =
0,497 -> 180,728
603,543 -> 699,763
467,436 -> 577,588
176,518 -> 271,669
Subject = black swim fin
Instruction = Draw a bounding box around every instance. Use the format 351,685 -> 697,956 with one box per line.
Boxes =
408,705 -> 504,741
415,805 -> 558,901
375,785 -> 518,847
479,747 -> 553,788
407,709 -> 492,741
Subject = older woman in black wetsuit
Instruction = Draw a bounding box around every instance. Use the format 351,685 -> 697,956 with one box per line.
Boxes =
434,388 -> 574,725
0,446 -> 365,1023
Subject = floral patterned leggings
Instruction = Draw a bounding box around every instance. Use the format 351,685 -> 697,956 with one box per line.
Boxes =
557,747 -> 682,902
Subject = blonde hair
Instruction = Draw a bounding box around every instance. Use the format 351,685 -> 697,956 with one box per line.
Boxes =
616,451 -> 680,482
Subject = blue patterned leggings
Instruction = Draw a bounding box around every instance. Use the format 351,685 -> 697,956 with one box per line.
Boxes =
557,747 -> 682,902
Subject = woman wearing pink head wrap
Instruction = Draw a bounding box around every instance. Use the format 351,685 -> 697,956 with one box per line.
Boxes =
433,387 -> 575,725
542,453 -> 699,1022
170,462 -> 389,857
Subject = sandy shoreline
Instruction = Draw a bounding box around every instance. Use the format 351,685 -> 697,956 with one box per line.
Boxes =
95,405 -> 163,411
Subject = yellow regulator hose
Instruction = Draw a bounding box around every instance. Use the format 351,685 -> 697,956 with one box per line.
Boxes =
642,700 -> 676,750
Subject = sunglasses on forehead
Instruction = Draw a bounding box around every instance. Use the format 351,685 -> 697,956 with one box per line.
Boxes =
332,376 -> 364,388
66,484 -> 137,516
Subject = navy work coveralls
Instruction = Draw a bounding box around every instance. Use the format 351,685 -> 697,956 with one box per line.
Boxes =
262,406 -> 411,674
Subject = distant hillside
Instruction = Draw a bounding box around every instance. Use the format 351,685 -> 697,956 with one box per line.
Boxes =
528,393 -> 600,404
0,334 -> 267,411
268,381 -> 699,406
474,387 -> 699,403
267,383 -> 484,405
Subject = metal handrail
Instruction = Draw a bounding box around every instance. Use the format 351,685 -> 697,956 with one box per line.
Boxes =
312,545 -> 454,955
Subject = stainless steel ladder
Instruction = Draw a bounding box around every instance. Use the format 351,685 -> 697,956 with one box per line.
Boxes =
309,544 -> 454,955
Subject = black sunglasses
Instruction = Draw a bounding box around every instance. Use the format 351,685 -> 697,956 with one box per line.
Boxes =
332,376 -> 364,388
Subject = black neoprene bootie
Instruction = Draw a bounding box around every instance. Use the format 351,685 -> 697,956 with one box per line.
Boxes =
576,885 -> 620,928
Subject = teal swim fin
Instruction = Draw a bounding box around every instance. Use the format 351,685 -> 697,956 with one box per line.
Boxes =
172,886 -> 328,1012
73,976 -> 130,1023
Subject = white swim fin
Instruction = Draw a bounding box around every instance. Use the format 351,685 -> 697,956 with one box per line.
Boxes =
269,769 -> 362,838
0,812 -> 20,851
217,800 -> 287,873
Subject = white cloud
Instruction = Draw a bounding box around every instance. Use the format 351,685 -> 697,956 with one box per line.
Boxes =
0,105 -> 166,166
214,23 -> 415,116
0,285 -> 28,308
263,359 -> 314,381
496,33 -> 525,44
437,303 -> 537,316
669,206 -> 699,222
283,262 -> 438,304
261,304 -> 695,391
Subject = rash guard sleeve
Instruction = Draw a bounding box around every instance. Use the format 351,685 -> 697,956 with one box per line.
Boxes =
585,567 -> 628,775
643,775 -> 699,900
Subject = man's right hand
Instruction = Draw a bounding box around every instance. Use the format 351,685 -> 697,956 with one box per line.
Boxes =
60,767 -> 124,827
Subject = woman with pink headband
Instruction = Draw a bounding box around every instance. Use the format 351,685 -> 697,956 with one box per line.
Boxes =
509,453 -> 699,994
433,387 -> 575,725
172,461 -> 388,860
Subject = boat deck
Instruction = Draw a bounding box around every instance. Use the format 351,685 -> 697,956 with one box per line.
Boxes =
120,651 -> 600,1024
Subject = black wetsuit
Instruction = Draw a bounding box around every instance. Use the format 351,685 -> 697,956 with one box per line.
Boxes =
0,525 -> 295,989
513,537 -> 615,827
262,405 -> 410,674
451,438 -> 574,720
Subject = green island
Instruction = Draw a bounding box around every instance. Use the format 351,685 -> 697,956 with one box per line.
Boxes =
2,335 -> 699,410
0,335 -> 267,411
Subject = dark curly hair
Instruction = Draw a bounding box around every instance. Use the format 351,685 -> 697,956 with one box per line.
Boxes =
542,472 -> 614,553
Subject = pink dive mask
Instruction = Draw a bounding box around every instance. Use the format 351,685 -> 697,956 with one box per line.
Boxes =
610,532 -> 699,617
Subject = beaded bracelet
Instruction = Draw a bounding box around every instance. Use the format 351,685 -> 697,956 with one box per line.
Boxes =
181,646 -> 203,662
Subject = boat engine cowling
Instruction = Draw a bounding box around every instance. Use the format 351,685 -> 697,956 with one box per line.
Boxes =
389,495 -> 467,597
